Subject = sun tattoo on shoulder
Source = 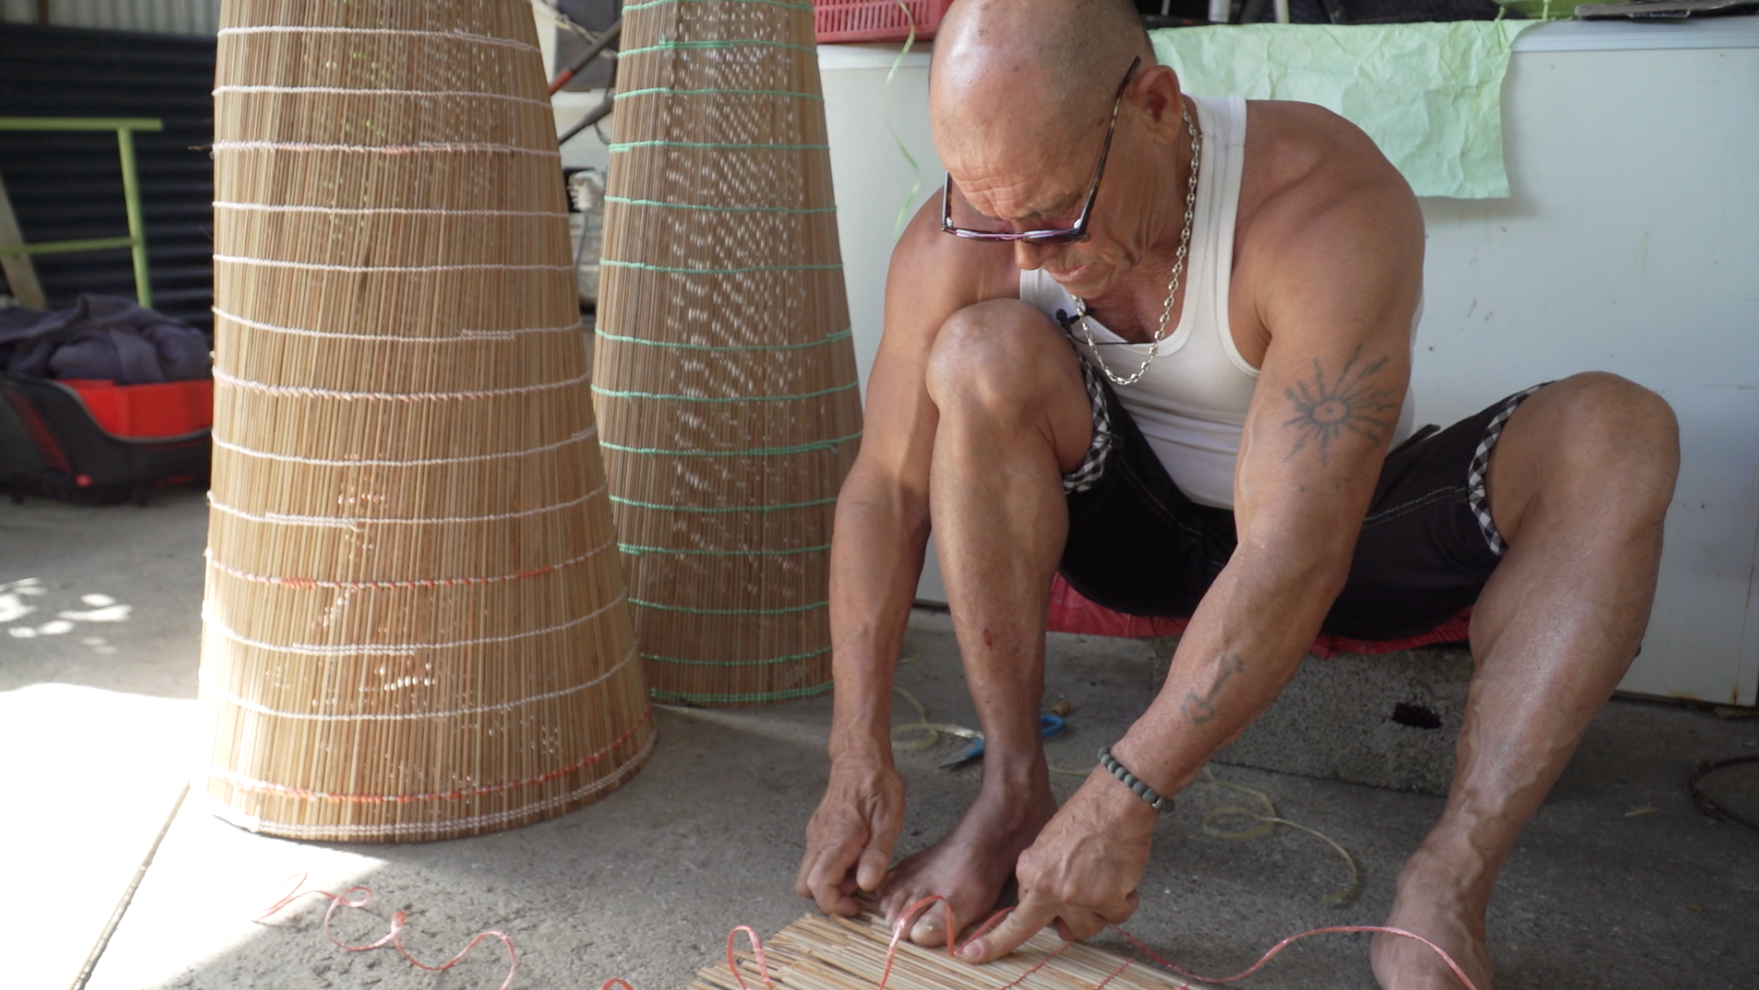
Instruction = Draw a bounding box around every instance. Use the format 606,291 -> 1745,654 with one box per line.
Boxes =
1282,346 -> 1401,464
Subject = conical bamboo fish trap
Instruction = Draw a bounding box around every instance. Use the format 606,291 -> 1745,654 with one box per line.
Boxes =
594,0 -> 862,707
198,0 -> 654,842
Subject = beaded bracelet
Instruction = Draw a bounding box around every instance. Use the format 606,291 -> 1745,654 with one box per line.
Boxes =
1098,746 -> 1172,813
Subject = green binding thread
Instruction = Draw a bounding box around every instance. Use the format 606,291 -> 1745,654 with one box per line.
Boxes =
616,87 -> 822,102
620,39 -> 819,57
596,328 -> 851,352
619,542 -> 830,556
631,597 -> 827,615
642,646 -> 830,667
610,494 -> 838,514
600,259 -> 842,275
623,0 -> 813,10
651,682 -> 835,704
601,430 -> 862,458
604,195 -> 836,215
610,140 -> 828,152
592,381 -> 856,403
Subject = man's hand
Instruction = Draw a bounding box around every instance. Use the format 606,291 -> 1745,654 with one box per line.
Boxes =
956,769 -> 1157,962
796,756 -> 907,916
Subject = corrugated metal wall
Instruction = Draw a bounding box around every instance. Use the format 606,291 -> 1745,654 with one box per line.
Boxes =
0,22 -> 215,330
1,0 -> 220,36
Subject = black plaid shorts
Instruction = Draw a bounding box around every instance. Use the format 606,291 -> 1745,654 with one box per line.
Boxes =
1058,366 -> 1546,642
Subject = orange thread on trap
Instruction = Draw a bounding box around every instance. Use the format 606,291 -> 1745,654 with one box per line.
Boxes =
209,706 -> 653,804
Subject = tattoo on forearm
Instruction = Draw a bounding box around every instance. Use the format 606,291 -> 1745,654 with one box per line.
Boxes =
1181,653 -> 1246,724
1282,345 -> 1400,465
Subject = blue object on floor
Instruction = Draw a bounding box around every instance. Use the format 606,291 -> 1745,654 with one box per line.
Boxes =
938,713 -> 1066,769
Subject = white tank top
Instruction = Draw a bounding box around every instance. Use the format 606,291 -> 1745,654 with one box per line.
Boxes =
1020,95 -> 1414,510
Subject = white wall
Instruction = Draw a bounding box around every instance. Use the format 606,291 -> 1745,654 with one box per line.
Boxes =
819,22 -> 1759,704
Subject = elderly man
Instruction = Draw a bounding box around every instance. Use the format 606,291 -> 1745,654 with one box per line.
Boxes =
794,0 -> 1679,986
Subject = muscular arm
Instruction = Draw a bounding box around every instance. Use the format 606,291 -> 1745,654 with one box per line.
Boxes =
797,199 -> 1016,914
1110,165 -> 1423,805
963,130 -> 1424,961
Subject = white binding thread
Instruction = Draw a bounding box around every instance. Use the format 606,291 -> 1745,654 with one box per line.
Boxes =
213,85 -> 552,109
212,253 -> 574,274
216,25 -> 540,55
203,536 -> 612,587
199,643 -> 637,722
211,140 -> 559,158
202,592 -> 627,657
211,428 -> 594,468
211,306 -> 579,343
211,366 -> 588,401
211,202 -> 566,220
206,483 -> 604,527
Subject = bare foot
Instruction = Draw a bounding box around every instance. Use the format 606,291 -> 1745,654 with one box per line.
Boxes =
1371,851 -> 1494,990
877,771 -> 1058,947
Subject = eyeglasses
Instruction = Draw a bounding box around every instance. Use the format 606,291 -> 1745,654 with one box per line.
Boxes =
939,56 -> 1142,244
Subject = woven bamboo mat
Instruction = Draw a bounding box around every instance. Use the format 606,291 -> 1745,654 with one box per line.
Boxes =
688,912 -> 1213,990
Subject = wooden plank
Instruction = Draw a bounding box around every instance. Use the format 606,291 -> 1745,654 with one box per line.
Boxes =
0,171 -> 47,308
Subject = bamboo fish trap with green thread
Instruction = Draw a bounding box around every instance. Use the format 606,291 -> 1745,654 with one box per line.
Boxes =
593,0 -> 863,706
198,0 -> 654,842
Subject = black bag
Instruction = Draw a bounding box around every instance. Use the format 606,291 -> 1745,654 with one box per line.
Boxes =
0,295 -> 211,504
0,372 -> 211,504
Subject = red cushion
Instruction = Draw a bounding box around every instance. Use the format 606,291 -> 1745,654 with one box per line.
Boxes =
1046,574 -> 1471,658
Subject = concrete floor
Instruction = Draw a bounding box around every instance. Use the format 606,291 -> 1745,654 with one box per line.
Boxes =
4,487 -> 1757,990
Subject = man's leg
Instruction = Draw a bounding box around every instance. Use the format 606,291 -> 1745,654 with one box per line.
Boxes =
875,299 -> 1097,945
1372,373 -> 1680,990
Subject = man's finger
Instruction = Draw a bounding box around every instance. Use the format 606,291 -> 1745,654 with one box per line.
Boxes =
1053,910 -> 1109,944
803,836 -> 864,914
1106,889 -> 1142,925
957,897 -> 1058,963
855,844 -> 892,892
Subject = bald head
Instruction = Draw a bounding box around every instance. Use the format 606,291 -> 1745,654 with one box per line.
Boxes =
930,0 -> 1153,160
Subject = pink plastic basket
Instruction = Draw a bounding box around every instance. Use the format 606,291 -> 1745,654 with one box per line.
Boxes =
814,0 -> 953,44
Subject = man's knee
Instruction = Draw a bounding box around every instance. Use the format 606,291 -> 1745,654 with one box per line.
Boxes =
925,299 -> 1080,418
1533,372 -> 1680,506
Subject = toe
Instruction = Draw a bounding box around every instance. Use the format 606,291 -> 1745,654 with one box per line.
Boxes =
909,906 -> 950,947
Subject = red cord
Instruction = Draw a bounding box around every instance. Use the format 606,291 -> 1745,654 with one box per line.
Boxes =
257,873 -> 518,990
724,925 -> 780,990
257,877 -> 1481,990
1118,923 -> 1481,990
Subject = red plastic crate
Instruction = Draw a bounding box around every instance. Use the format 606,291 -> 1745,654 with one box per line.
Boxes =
814,0 -> 953,43
60,378 -> 214,440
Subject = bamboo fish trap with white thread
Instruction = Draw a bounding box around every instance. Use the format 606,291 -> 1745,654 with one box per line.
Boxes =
198,0 -> 654,842
693,912 -> 1217,990
594,0 -> 863,707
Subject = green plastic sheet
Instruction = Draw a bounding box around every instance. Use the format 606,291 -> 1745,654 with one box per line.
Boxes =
1151,21 -> 1536,199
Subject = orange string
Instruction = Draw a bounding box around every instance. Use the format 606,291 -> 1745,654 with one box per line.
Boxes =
257,878 -> 1481,990
725,924 -> 781,990
1117,923 -> 1482,990
256,873 -> 518,990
